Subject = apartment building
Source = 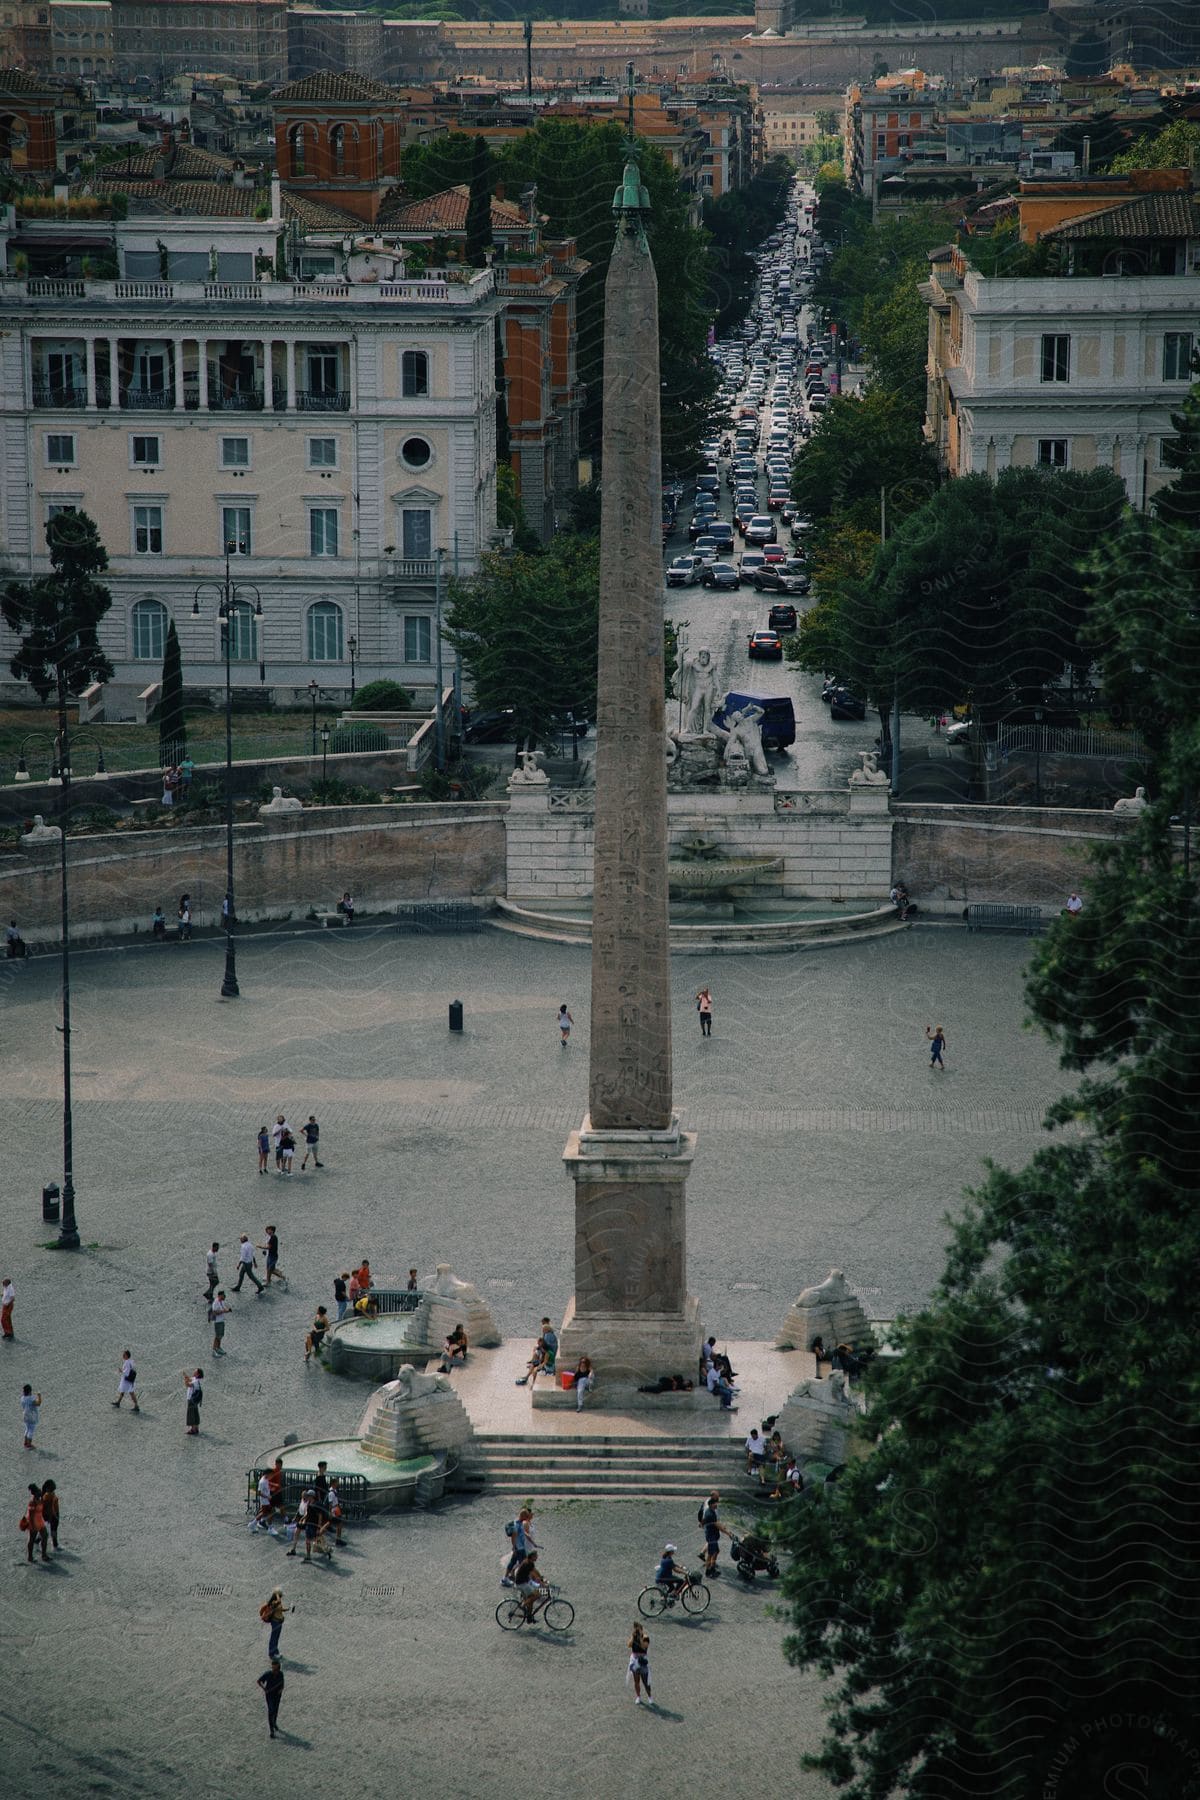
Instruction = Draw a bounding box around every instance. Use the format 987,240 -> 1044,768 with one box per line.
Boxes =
922,171 -> 1200,511
758,89 -> 843,165
0,173 -> 500,702
286,5 -> 382,82
50,0 -> 111,78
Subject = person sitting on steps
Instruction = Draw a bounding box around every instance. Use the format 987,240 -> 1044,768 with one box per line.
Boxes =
438,1323 -> 468,1372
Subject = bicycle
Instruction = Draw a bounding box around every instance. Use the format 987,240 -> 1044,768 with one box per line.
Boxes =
496,1583 -> 575,1633
637,1571 -> 711,1618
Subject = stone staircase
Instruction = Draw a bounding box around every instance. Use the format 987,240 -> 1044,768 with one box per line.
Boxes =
461,1432 -> 768,1505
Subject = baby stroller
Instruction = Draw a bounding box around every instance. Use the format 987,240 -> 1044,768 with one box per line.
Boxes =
731,1533 -> 780,1583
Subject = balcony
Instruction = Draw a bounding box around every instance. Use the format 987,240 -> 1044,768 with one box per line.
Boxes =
208,387 -> 265,412
296,389 -> 349,411
33,382 -> 87,408
387,558 -> 437,583
120,388 -> 172,410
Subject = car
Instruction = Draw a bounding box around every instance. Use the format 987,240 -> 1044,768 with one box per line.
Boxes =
745,515 -> 777,545
768,602 -> 800,630
767,490 -> 790,512
695,472 -> 720,495
748,629 -> 784,661
462,706 -> 518,743
809,394 -> 828,412
688,511 -> 717,540
693,536 -> 719,564
702,560 -> 740,590
943,719 -> 972,745
739,548 -> 767,577
761,544 -> 787,565
666,554 -> 702,587
829,686 -> 866,720
707,521 -> 735,549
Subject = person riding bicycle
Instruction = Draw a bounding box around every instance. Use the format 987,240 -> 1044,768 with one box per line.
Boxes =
655,1544 -> 686,1595
513,1549 -> 547,1622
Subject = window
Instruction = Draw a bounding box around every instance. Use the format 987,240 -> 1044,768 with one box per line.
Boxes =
305,346 -> 340,396
1163,332 -> 1194,381
130,434 -> 160,467
307,600 -> 343,662
223,600 -> 257,663
45,432 -> 75,466
404,615 -> 432,663
134,346 -> 168,394
401,349 -> 429,398
46,501 -> 79,523
1040,334 -> 1070,383
1037,438 -> 1068,469
400,435 -> 432,470
131,597 -> 169,661
401,508 -> 432,561
220,436 -> 250,469
133,504 -> 163,554
309,507 -> 339,557
221,506 -> 252,554
330,123 -> 345,175
307,436 -> 337,469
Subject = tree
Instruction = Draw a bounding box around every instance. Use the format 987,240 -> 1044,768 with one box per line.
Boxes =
2,510 -> 114,707
397,132 -> 478,200
1109,117 -> 1200,173
778,744 -> 1200,1796
790,388 -> 938,526
445,534 -> 599,747
1154,368 -> 1200,533
464,135 -> 493,269
157,618 -> 185,766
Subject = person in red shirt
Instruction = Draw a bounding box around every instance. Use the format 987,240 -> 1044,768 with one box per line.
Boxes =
21,1485 -> 49,1562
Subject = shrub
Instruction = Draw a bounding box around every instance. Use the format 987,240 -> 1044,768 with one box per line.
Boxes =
308,778 -> 381,806
351,679 -> 413,712
72,806 -> 120,834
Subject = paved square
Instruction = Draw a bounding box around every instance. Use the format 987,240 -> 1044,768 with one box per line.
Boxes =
0,924 -> 1067,1798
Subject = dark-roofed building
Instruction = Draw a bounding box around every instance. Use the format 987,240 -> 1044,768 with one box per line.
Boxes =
109,0 -> 287,87
0,67 -> 60,178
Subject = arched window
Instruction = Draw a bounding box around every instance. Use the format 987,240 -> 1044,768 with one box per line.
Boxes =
330,123 -> 345,176
401,349 -> 429,398
307,600 -> 343,662
288,122 -> 308,177
131,598 -> 169,662
223,599 -> 257,663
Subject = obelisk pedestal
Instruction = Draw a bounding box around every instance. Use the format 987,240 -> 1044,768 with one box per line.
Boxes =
556,144 -> 701,1388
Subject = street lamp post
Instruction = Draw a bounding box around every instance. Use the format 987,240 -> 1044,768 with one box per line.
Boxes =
321,725 -> 330,784
308,679 -> 319,755
434,547 -> 446,773
54,671 -> 79,1248
1033,705 -> 1044,809
193,542 -> 261,1001
348,634 -> 357,703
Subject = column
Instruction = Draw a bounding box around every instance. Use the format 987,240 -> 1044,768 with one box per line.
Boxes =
346,340 -> 356,411
108,336 -> 120,408
285,339 -> 296,411
260,338 -> 271,408
173,337 -> 185,410
198,338 -> 208,410
85,337 -> 96,410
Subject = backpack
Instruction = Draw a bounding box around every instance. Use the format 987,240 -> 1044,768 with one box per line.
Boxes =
125,1367 -> 136,1385
697,1503 -> 706,1526
504,1519 -> 518,1538
259,1600 -> 274,1623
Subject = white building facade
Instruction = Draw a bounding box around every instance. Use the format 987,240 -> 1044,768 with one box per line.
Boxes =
0,250 -> 500,705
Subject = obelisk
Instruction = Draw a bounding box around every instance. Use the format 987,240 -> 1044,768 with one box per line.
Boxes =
556,143 -> 701,1385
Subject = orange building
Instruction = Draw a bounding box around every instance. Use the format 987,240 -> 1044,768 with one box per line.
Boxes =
0,67 -> 59,178
1013,165 -> 1192,245
274,71 -> 406,226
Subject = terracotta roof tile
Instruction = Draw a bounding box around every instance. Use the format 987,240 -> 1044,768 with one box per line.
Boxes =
0,67 -> 58,95
273,72 -> 397,105
1045,191 -> 1200,240
91,178 -> 262,217
379,182 -> 529,232
281,190 -> 364,230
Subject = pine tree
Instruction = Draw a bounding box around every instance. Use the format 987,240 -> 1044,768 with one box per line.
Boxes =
464,135 -> 493,270
158,618 -> 186,766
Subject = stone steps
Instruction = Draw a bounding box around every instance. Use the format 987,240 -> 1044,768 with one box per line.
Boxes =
464,1431 -> 768,1504
489,905 -> 909,954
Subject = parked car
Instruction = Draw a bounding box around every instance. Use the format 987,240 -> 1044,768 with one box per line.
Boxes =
666,554 -> 703,587
829,686 -> 866,720
702,560 -> 740,590
767,602 -> 800,631
462,706 -> 518,743
748,629 -> 784,661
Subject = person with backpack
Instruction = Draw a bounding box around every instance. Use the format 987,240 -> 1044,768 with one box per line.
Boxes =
20,1484 -> 49,1562
260,1589 -> 292,1661
501,1508 -> 538,1586
111,1349 -> 140,1411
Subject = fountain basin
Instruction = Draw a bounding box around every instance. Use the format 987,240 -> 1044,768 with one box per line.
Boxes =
667,854 -> 783,892
327,1311 -> 436,1381
491,897 -> 908,954
260,1437 -> 444,1511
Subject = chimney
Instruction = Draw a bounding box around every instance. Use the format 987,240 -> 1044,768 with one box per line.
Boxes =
1082,135 -> 1091,174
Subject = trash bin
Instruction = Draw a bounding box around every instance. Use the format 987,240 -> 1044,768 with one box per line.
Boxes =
41,1182 -> 60,1223
448,999 -> 463,1033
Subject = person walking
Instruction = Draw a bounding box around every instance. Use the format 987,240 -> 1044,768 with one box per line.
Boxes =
627,1622 -> 653,1707
333,1272 -> 349,1321
260,1589 -> 292,1661
699,1491 -> 731,1577
278,1126 -> 296,1177
257,1126 -> 270,1174
260,1227 -> 284,1287
40,1480 -> 60,1550
925,1023 -> 947,1072
209,1290 -> 231,1355
20,1384 -> 40,1449
178,896 -> 192,941
271,1116 -> 290,1172
111,1350 -> 140,1411
557,1003 -> 574,1048
233,1235 -> 264,1295
300,1116 -> 322,1170
1,1276 -> 14,1340
203,1242 -> 220,1305
152,906 -> 166,940
20,1484 -> 49,1562
257,1659 -> 284,1739
183,1368 -> 203,1436
696,985 -> 713,1038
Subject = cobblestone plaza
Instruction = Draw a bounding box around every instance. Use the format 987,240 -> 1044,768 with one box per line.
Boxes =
1,924 -> 1070,1798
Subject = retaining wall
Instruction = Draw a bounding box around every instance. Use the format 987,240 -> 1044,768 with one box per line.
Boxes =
0,802 -> 506,939
892,802 -> 1142,910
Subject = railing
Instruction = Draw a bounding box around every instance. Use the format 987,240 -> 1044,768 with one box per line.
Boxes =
388,558 -> 437,582
120,388 -> 172,410
369,1289 -> 423,1316
114,281 -> 174,300
245,1467 -> 371,1521
33,383 -> 87,407
996,723 -> 1147,759
9,271 -> 495,309
28,278 -> 85,298
208,387 -> 265,411
203,282 -> 263,301
296,389 -> 349,411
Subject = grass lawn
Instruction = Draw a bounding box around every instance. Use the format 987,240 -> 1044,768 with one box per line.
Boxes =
0,705 -> 338,779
